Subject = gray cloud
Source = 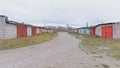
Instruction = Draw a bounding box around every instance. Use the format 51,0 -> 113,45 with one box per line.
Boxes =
0,0 -> 120,27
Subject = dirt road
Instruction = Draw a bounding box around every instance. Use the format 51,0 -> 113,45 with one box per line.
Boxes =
0,32 -> 120,68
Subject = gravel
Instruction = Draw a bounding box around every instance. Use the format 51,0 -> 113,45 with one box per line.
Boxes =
0,32 -> 120,68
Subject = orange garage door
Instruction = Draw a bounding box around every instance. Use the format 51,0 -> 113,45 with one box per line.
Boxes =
102,26 -> 113,38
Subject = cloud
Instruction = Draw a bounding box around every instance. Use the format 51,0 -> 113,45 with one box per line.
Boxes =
0,0 -> 120,27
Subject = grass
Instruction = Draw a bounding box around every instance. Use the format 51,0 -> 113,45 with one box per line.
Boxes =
69,32 -> 120,59
0,33 -> 57,50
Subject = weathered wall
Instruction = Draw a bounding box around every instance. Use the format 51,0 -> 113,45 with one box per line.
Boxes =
0,16 -> 7,39
36,28 -> 40,34
113,23 -> 120,39
4,24 -> 17,39
77,29 -> 79,34
78,29 -> 81,34
48,30 -> 53,33
39,28 -> 43,34
43,29 -> 47,33
95,26 -> 101,36
74,29 -> 78,33
0,18 -> 5,39
27,26 -> 32,36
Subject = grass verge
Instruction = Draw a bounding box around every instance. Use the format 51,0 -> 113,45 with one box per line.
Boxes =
0,33 -> 57,50
69,32 -> 120,60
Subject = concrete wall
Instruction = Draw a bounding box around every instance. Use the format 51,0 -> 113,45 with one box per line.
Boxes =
36,28 -> 40,34
43,29 -> 47,33
47,30 -> 50,33
78,29 -> 81,34
0,20 -> 17,39
27,26 -> 32,36
113,23 -> 120,39
0,16 -> 6,25
0,16 -> 17,39
4,24 -> 17,39
74,29 -> 78,33
39,28 -> 43,34
95,26 -> 101,36
48,30 -> 53,33
0,26 -> 5,39
0,16 -> 8,39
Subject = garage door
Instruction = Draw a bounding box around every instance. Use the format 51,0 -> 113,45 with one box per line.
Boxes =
102,26 -> 113,38
17,25 -> 27,37
32,27 -> 36,36
17,25 -> 23,37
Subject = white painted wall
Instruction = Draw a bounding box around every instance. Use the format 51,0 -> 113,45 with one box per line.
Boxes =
27,26 -> 32,36
113,23 -> 120,39
36,28 -> 40,34
95,26 -> 101,36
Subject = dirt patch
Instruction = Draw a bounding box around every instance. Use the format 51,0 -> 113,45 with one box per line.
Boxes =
94,56 -> 103,58
97,46 -> 112,51
101,64 -> 110,68
0,32 -> 120,68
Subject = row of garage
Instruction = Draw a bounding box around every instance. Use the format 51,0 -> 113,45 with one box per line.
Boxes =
17,24 -> 43,37
0,15 -> 54,39
74,22 -> 120,39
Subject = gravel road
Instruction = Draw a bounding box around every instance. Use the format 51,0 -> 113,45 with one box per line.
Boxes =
0,32 -> 120,68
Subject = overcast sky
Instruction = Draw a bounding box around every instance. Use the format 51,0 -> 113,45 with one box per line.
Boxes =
0,0 -> 120,27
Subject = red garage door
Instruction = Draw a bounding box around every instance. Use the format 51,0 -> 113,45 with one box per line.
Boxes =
17,25 -> 27,37
17,25 -> 23,37
106,26 -> 113,38
89,29 -> 92,35
93,28 -> 96,35
32,27 -> 36,36
102,26 -> 113,38
89,28 -> 96,35
22,26 -> 27,37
